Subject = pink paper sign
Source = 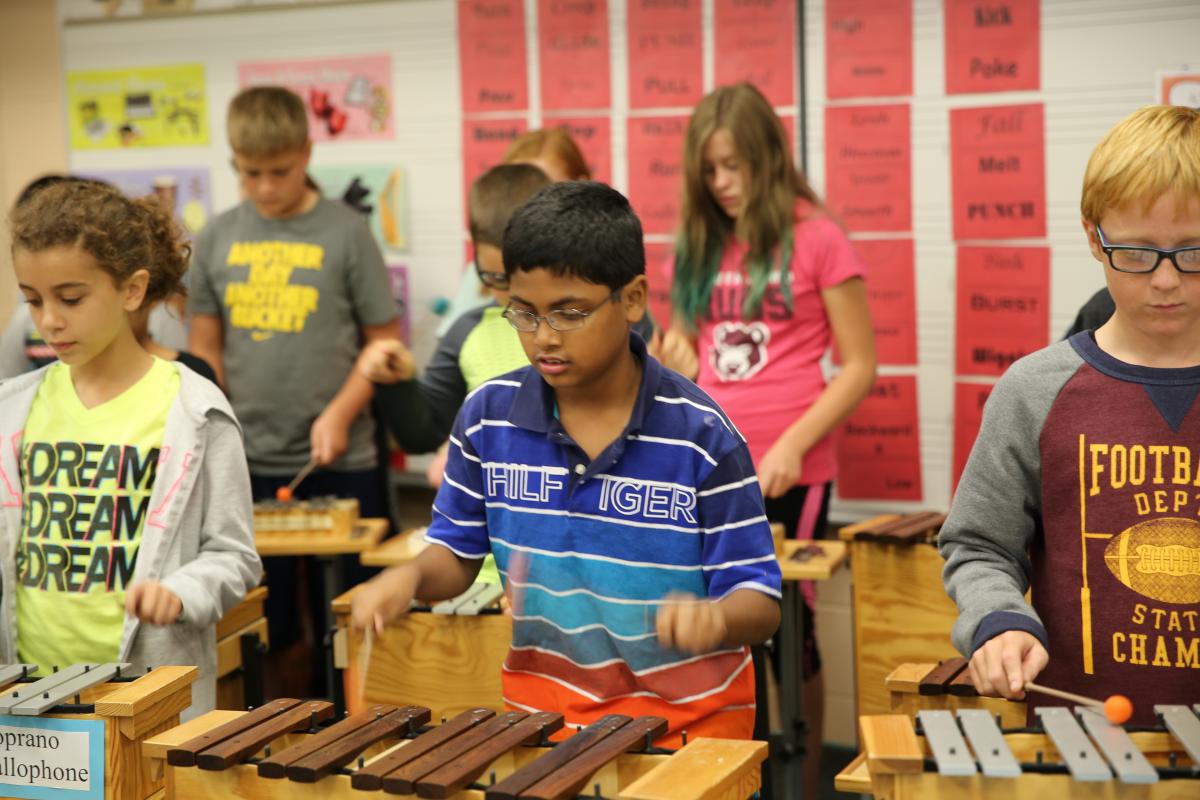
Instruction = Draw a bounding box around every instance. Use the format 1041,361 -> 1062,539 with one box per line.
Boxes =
825,104 -> 911,232
826,0 -> 913,99
837,374 -> 923,501
462,118 -> 529,226
950,103 -> 1046,240
238,55 -> 393,141
627,0 -> 703,109
458,0 -> 528,112
952,381 -> 995,492
542,115 -> 611,184
539,0 -> 610,111
627,115 -> 688,236
955,245 -> 1049,376
714,0 -> 796,107
944,0 -> 1040,94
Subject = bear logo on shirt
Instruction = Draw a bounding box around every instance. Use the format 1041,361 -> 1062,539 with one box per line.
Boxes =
710,321 -> 770,381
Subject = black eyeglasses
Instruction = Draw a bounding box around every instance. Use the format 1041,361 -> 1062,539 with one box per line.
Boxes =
474,257 -> 510,290
502,291 -> 620,332
1095,225 -> 1200,274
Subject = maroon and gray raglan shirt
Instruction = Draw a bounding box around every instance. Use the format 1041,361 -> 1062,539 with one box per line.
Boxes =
941,332 -> 1200,724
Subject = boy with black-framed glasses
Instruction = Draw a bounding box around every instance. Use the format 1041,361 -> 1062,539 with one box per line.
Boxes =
940,105 -> 1200,725
351,181 -> 781,746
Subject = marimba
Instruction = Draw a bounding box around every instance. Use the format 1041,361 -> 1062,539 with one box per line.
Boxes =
0,662 -> 196,799
838,511 -> 958,718
146,699 -> 767,799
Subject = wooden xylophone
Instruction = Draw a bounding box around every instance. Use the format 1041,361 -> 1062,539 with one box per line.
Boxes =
0,662 -> 196,799
837,511 -> 959,719
148,699 -> 767,799
253,495 -> 359,535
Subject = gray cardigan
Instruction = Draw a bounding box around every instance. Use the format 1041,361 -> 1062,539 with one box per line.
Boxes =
0,361 -> 262,718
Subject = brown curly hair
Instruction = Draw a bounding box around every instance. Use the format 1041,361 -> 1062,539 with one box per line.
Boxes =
10,180 -> 190,307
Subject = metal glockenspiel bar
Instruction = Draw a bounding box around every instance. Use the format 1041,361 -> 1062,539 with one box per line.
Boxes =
0,664 -> 37,689
916,710 -> 976,777
1075,706 -> 1158,784
955,709 -> 1021,778
1157,705 -> 1200,766
1035,706 -> 1113,782
0,663 -> 131,715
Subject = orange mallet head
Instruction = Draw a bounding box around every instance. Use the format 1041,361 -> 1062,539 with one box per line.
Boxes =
275,486 -> 294,503
1104,694 -> 1133,725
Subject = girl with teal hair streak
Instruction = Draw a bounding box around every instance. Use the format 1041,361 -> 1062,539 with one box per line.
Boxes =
660,82 -> 877,797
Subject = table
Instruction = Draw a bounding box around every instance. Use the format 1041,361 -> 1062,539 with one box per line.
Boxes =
254,517 -> 389,699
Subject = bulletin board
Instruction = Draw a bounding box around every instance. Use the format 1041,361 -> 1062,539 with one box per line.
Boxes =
58,0 -> 1200,517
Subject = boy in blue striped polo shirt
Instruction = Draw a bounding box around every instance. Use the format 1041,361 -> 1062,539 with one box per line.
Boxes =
352,181 -> 781,744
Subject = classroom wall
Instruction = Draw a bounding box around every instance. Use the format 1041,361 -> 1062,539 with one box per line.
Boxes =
0,0 -> 68,322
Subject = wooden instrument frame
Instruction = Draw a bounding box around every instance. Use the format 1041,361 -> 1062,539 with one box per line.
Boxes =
0,665 -> 196,800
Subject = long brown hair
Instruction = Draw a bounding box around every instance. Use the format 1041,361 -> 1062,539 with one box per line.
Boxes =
673,83 -> 818,326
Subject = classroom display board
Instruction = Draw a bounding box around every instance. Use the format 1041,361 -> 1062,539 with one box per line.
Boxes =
59,0 -> 1200,515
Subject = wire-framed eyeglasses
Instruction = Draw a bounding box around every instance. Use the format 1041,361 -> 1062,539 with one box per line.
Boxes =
1095,225 -> 1200,274
502,291 -> 620,332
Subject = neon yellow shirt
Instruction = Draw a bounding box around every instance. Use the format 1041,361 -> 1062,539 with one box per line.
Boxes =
16,357 -> 179,673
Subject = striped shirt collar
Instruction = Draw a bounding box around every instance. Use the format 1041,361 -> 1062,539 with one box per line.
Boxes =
507,331 -> 658,438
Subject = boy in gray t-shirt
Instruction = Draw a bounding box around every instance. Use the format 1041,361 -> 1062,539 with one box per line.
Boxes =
188,87 -> 397,687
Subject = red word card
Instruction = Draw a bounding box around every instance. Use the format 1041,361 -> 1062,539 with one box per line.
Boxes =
826,0 -> 913,98
539,0 -> 610,111
955,245 -> 1049,376
714,0 -> 796,107
945,0 -> 1040,94
837,374 -> 922,501
825,104 -> 911,232
952,381 -> 995,492
950,103 -> 1045,240
458,0 -> 528,112
627,115 -> 688,236
627,0 -> 702,109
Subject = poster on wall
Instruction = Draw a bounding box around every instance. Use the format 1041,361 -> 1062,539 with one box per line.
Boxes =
954,245 -> 1049,376
82,167 -> 211,236
1158,69 -> 1200,106
825,0 -> 913,99
387,264 -> 411,345
950,103 -> 1046,240
462,118 -> 529,225
944,0 -> 1040,94
952,381 -> 995,492
644,241 -> 674,331
627,0 -> 703,109
310,165 -> 409,253
458,0 -> 527,113
836,239 -> 917,365
714,0 -> 795,107
238,55 -> 393,142
824,104 -> 911,232
627,115 -> 688,236
542,115 -> 612,184
538,0 -> 610,111
67,64 -> 207,149
836,374 -> 923,501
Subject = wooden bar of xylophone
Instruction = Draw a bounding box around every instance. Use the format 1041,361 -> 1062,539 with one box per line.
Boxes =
148,699 -> 767,799
0,662 -> 197,799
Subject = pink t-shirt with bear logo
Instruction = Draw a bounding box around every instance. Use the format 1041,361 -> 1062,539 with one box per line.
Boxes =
695,204 -> 865,486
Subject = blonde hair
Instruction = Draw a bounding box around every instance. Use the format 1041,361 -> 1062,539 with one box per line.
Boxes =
502,128 -> 591,180
227,86 -> 309,157
673,83 -> 818,325
1081,105 -> 1200,223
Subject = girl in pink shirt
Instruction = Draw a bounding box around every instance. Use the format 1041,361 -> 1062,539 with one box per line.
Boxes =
664,83 -> 876,795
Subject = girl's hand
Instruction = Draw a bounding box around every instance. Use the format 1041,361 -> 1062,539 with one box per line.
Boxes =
656,592 -> 728,655
125,581 -> 183,625
757,437 -> 804,498
656,328 -> 699,381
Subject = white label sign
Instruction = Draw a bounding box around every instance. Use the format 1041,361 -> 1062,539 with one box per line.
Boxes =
0,715 -> 103,798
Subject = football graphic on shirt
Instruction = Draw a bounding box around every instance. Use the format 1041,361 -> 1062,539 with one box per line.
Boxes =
710,321 -> 770,381
1102,517 -> 1200,605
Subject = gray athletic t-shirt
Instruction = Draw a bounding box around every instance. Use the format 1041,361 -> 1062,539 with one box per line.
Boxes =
189,198 -> 397,475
